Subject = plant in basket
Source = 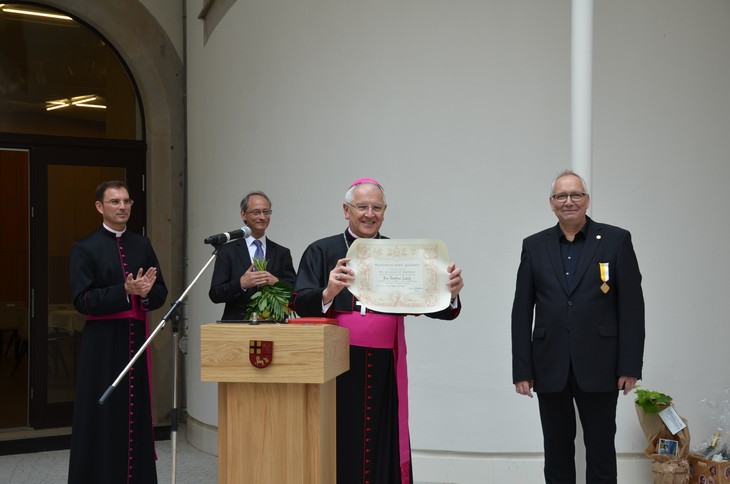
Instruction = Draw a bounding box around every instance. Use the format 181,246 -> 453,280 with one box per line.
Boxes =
244,257 -> 293,322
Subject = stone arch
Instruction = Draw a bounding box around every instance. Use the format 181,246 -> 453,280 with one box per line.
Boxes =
37,0 -> 186,422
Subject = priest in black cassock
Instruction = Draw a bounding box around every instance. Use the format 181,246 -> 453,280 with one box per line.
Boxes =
293,178 -> 464,484
68,180 -> 167,484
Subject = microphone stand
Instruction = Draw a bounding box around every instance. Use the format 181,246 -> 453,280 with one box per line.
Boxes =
99,244 -> 224,484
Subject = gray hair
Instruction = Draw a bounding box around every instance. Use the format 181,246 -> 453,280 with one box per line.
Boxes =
550,170 -> 589,196
240,191 -> 272,212
344,181 -> 387,205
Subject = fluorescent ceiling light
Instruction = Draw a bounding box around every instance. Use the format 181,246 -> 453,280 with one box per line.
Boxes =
46,95 -> 106,111
46,102 -> 69,111
2,7 -> 73,21
73,96 -> 106,108
76,103 -> 106,109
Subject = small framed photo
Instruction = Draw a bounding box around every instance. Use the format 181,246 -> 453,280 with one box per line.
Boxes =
658,438 -> 678,456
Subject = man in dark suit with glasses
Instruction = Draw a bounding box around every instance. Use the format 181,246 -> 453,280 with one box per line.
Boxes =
511,170 -> 645,484
209,191 -> 296,320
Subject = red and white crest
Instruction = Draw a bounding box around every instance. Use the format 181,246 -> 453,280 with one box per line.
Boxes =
249,340 -> 273,368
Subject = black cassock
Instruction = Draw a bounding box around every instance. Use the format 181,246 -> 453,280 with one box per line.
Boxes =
68,226 -> 167,484
294,230 -> 460,484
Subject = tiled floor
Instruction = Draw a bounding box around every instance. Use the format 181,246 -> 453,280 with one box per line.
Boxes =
0,425 -> 217,483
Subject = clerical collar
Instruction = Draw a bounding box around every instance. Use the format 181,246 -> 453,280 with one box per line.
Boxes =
103,223 -> 127,238
346,228 -> 380,240
344,228 -> 380,249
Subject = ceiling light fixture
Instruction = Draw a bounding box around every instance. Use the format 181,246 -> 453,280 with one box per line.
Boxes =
72,96 -> 106,109
46,95 -> 107,111
46,101 -> 69,111
2,7 -> 73,21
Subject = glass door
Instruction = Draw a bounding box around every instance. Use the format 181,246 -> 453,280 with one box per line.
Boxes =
0,148 -> 30,430
29,141 -> 145,428
45,165 -> 127,407
0,0 -> 148,431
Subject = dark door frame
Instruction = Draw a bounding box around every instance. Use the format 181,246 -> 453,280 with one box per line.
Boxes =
0,132 -> 146,428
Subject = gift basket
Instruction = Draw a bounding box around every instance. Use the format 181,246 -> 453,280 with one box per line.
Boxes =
688,388 -> 730,483
635,387 -> 691,484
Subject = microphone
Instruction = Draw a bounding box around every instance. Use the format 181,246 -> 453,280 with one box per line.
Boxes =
204,226 -> 252,245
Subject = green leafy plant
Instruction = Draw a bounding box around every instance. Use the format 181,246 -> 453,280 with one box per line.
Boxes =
634,386 -> 673,414
244,258 -> 293,322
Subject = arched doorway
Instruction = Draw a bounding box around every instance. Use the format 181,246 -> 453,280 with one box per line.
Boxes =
0,1 -> 184,434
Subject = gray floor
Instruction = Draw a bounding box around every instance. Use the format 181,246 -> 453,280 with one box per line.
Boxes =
0,425 -> 217,484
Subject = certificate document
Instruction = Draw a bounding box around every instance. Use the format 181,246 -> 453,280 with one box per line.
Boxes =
346,238 -> 451,314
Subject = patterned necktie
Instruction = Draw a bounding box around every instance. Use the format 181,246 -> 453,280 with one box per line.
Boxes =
252,239 -> 264,269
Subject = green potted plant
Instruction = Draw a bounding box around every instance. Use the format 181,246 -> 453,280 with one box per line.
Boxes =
634,386 -> 673,414
634,386 -> 674,442
244,258 -> 294,322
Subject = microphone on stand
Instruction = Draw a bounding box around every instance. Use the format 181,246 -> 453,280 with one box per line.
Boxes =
203,226 -> 252,245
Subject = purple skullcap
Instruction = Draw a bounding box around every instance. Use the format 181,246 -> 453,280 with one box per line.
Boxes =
349,178 -> 384,191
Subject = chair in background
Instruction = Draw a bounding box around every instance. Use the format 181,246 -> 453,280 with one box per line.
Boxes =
0,301 -> 24,357
47,305 -> 84,377
11,312 -> 28,377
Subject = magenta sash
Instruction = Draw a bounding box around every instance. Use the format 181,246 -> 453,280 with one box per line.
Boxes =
336,311 -> 411,483
85,296 -> 147,322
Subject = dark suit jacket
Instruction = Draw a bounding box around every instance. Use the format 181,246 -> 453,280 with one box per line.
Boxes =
511,217 -> 645,393
209,237 -> 296,320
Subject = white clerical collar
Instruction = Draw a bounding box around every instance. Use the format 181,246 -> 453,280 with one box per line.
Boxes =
347,228 -> 379,239
103,223 -> 127,238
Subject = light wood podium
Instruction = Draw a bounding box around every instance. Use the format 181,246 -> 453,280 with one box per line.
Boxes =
201,323 -> 349,484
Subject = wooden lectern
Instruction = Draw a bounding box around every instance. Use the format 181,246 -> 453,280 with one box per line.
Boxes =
201,323 -> 349,484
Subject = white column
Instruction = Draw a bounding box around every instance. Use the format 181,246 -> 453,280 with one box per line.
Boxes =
571,1 -> 593,476
572,0 -> 593,211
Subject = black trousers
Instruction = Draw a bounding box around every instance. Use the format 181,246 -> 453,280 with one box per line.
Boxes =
537,368 -> 619,484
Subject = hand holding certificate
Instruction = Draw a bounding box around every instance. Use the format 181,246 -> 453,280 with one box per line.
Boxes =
346,238 -> 453,313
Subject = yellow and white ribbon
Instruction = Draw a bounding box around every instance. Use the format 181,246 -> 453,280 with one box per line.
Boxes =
599,262 -> 610,293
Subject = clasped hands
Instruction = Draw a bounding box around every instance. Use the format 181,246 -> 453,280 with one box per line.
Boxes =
240,264 -> 278,289
124,267 -> 157,298
322,258 -> 464,305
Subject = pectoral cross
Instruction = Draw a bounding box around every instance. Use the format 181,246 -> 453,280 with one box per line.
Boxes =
355,299 -> 366,316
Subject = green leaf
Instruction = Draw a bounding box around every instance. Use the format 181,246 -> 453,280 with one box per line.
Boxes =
253,258 -> 268,272
634,386 -> 673,413
244,279 -> 293,321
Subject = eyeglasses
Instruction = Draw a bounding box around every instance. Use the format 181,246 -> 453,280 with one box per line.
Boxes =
103,199 -> 134,207
551,193 -> 587,203
246,209 -> 273,217
347,203 -> 385,214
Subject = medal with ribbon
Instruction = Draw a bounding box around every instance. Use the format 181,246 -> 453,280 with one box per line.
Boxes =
599,262 -> 610,293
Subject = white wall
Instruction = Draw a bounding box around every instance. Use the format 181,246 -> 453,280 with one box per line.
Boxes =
182,0 -> 730,481
592,0 -> 730,452
139,0 -> 184,60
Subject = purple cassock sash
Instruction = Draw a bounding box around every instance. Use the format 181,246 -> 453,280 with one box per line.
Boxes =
84,294 -> 147,322
335,310 -> 411,483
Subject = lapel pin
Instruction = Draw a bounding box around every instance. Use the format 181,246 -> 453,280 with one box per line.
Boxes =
596,235 -> 601,239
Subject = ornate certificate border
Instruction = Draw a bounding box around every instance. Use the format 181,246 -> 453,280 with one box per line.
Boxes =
346,238 -> 451,314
